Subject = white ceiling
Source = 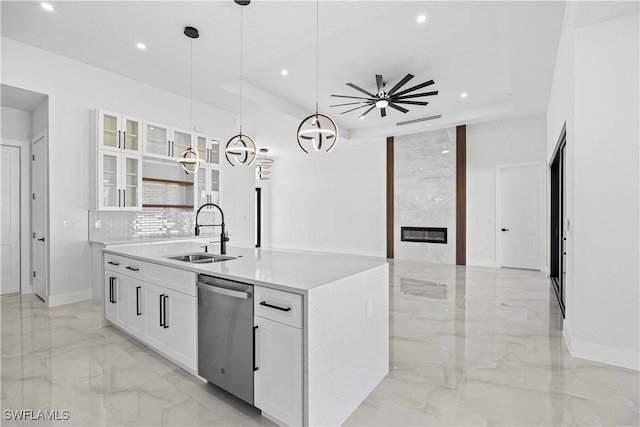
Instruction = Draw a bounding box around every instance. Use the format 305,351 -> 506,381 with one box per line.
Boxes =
1,1 -> 568,139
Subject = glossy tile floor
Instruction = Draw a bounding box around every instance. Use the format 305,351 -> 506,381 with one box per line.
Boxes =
2,261 -> 638,426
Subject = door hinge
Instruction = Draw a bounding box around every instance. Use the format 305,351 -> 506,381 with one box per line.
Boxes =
32,232 -> 36,238
32,193 -> 35,200
32,154 -> 35,161
33,271 -> 36,278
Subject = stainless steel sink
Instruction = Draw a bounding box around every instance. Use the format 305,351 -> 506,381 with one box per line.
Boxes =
165,253 -> 236,264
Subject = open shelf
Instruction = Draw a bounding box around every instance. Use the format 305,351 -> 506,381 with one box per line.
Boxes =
143,204 -> 193,209
142,177 -> 193,186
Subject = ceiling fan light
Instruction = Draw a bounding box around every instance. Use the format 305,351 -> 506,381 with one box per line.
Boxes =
376,99 -> 389,108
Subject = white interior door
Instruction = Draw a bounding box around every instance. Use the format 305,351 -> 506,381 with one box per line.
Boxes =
32,132 -> 48,301
498,163 -> 543,270
1,145 -> 21,295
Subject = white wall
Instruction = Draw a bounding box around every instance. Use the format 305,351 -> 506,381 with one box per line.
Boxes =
1,107 -> 32,141
466,115 -> 547,267
1,38 -> 252,304
546,7 -> 639,370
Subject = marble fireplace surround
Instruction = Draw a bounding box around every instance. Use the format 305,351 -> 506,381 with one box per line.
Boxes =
393,127 -> 457,264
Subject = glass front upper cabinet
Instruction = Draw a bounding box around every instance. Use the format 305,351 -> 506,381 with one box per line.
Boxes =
195,133 -> 220,164
97,109 -> 142,155
143,121 -> 171,158
171,128 -> 192,159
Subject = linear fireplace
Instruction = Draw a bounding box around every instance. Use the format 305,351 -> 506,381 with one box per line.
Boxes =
401,227 -> 447,244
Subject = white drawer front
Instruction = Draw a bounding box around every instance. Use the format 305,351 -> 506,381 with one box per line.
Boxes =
254,286 -> 303,329
141,262 -> 196,297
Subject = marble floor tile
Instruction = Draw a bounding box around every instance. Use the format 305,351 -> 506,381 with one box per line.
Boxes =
2,259 -> 639,426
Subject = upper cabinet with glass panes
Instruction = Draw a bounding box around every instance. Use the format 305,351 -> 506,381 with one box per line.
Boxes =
195,133 -> 221,165
143,121 -> 193,161
97,109 -> 142,155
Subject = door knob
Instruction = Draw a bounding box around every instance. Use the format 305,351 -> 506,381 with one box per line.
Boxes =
37,237 -> 45,242
501,228 -> 509,232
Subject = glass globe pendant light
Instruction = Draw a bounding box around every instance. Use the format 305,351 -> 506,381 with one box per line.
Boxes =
177,26 -> 203,174
225,1 -> 257,166
296,0 -> 338,154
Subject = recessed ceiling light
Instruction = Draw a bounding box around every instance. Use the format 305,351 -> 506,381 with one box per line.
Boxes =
442,150 -> 450,154
417,15 -> 426,24
460,92 -> 468,98
281,69 -> 288,76
359,115 -> 366,120
40,2 -> 54,11
136,43 -> 146,50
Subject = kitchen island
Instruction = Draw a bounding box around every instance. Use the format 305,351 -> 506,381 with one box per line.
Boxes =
102,241 -> 389,427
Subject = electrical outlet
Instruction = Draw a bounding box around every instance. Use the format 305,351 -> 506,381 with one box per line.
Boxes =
95,219 -> 102,229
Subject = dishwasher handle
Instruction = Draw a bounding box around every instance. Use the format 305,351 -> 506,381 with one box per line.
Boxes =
197,282 -> 250,299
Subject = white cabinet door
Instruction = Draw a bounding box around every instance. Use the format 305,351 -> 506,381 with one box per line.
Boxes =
254,316 -> 303,427
114,275 -> 130,330
142,282 -> 167,352
128,280 -> 144,339
143,121 -> 171,159
164,289 -> 197,370
121,154 -> 142,211
98,151 -> 122,210
121,115 -> 142,154
171,127 -> 192,160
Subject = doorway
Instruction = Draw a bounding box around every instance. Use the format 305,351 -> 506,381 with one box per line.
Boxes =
549,126 -> 567,317
496,162 -> 545,270
1,145 -> 21,294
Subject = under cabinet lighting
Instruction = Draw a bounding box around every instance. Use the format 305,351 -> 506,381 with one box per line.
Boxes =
41,2 -> 54,11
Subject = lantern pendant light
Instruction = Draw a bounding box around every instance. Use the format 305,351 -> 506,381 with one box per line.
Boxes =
296,0 -> 338,154
178,26 -> 203,174
225,1 -> 257,167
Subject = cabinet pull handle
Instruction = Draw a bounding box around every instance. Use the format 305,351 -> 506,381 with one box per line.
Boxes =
167,141 -> 171,156
253,325 -> 259,372
112,277 -> 117,303
123,189 -> 126,207
136,286 -> 141,315
109,277 -> 114,303
123,131 -> 126,150
159,294 -> 165,327
107,261 -> 120,266
163,295 -> 169,328
501,228 -> 509,232
126,266 -> 139,272
118,130 -> 121,149
259,301 -> 291,312
118,189 -> 121,207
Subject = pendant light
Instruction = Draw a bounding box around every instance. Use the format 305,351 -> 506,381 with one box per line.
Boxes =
177,26 -> 203,174
256,148 -> 274,181
225,1 -> 257,167
296,0 -> 338,154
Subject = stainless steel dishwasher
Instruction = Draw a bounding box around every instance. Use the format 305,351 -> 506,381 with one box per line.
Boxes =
197,274 -> 254,405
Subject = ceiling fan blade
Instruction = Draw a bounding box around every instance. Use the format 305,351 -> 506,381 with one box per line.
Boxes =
387,73 -> 414,96
360,105 -> 376,117
388,103 -> 409,113
330,101 -> 369,107
347,82 -> 376,97
380,108 -> 387,118
394,91 -> 439,100
331,94 -> 372,100
392,100 -> 429,106
341,104 -> 373,114
393,80 -> 435,97
375,74 -> 384,94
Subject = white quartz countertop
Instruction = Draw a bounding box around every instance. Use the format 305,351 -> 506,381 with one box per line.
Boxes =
103,242 -> 388,294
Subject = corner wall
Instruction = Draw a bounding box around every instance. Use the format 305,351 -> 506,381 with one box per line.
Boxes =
546,7 -> 639,370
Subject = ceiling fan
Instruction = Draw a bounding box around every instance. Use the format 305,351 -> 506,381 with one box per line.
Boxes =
330,73 -> 438,118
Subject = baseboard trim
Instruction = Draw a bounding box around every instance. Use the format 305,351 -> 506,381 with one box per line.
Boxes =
264,243 -> 384,258
565,329 -> 638,370
466,259 -> 500,268
48,289 -> 93,307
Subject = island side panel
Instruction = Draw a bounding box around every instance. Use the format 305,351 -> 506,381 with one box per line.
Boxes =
306,263 -> 389,426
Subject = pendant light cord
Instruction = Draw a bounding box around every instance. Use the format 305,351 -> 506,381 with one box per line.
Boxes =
189,37 -> 193,146
240,6 -> 244,135
315,0 -> 319,113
